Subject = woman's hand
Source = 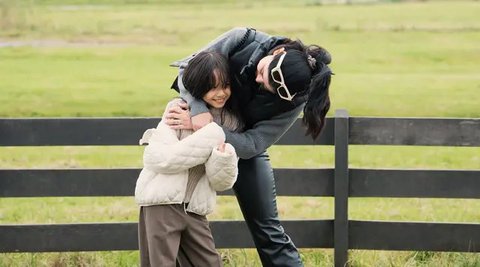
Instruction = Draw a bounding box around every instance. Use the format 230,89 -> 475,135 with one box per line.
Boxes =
191,112 -> 213,131
165,101 -> 193,130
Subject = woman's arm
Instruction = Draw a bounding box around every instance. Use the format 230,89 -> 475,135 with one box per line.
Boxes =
172,27 -> 256,117
164,100 -> 304,159
223,104 -> 304,159
170,27 -> 254,69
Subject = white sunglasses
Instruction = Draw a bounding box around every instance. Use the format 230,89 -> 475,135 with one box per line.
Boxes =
270,52 -> 296,101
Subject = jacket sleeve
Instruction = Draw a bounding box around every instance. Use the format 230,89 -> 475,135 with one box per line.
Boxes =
172,27 -> 256,116
204,143 -> 238,192
142,102 -> 225,173
177,68 -> 210,116
223,104 -> 304,159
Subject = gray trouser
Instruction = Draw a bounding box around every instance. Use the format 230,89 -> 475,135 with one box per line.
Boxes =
138,204 -> 222,267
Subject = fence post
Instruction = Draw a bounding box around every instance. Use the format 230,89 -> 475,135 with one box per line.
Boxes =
334,109 -> 349,267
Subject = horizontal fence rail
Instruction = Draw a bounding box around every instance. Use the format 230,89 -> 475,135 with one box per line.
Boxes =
349,117 -> 480,146
0,118 -> 334,146
349,220 -> 480,252
2,168 -> 477,199
2,220 -> 478,253
0,118 -> 160,146
2,117 -> 479,146
0,220 -> 333,253
349,169 -> 480,198
0,168 -> 334,198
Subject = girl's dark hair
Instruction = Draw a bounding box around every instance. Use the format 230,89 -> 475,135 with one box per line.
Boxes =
268,40 -> 333,139
183,51 -> 230,99
183,51 -> 241,120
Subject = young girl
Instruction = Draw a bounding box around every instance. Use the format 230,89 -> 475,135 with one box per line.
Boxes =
135,51 -> 241,267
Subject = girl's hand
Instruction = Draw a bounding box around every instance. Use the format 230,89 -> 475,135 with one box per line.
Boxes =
217,143 -> 226,153
165,101 -> 193,130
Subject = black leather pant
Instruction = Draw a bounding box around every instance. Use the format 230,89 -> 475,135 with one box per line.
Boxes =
234,152 -> 303,267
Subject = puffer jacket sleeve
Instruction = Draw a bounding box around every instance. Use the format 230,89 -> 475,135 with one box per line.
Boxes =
205,143 -> 238,192
142,102 -> 226,173
143,122 -> 225,173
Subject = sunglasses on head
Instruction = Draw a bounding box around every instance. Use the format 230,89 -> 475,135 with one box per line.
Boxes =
270,52 -> 296,101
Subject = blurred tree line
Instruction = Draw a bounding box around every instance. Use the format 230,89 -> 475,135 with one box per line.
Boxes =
0,0 -> 474,34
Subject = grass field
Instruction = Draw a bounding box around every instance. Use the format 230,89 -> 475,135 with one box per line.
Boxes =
1,0 -> 479,266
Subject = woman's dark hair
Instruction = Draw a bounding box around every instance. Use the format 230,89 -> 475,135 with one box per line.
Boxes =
268,40 -> 332,139
183,51 -> 241,120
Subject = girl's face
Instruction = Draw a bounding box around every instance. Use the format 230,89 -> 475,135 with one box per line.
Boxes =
255,55 -> 275,93
202,70 -> 231,109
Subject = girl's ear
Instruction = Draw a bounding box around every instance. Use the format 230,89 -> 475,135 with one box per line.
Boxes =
272,47 -> 286,56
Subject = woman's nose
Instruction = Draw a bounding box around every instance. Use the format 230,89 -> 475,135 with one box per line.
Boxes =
255,72 -> 263,84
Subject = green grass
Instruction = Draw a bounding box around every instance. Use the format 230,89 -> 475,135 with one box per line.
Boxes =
1,0 -> 480,266
1,2 -> 479,118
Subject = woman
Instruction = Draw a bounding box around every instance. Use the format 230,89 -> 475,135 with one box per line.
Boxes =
168,27 -> 333,267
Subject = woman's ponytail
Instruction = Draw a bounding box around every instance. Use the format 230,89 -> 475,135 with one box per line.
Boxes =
302,46 -> 333,139
269,42 -> 333,139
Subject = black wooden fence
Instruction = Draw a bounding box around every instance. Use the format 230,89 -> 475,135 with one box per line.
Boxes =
1,109 -> 479,266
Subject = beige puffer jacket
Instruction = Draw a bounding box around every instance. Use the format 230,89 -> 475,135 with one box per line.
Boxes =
134,108 -> 238,216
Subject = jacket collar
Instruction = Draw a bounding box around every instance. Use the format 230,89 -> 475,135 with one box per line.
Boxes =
239,36 -> 288,79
